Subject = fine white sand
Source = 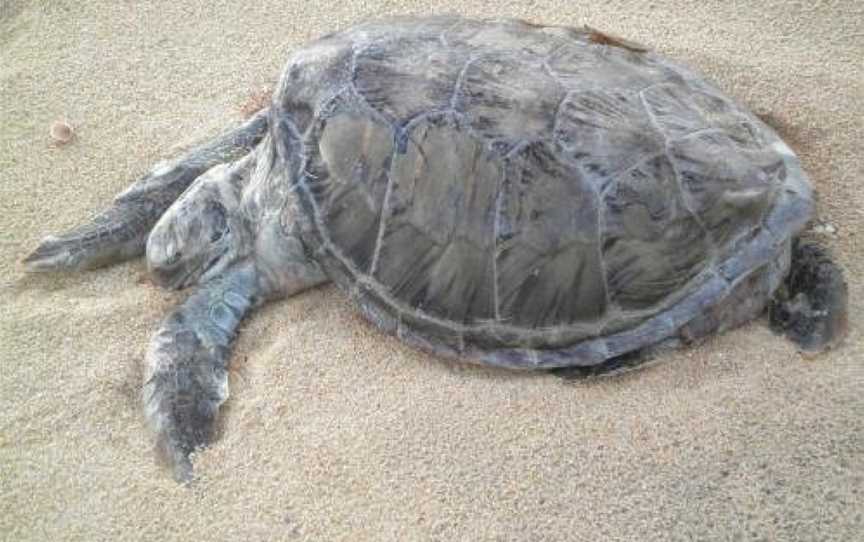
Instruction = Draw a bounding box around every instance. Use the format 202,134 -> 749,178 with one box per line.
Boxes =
1,1 -> 862,540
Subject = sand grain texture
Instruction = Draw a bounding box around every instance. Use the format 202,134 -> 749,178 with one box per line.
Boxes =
1,1 -> 862,541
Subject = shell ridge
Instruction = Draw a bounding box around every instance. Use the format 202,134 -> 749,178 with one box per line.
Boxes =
348,43 -> 399,128
368,142 -> 400,278
591,169 -> 613,313
597,151 -> 666,198
491,167 -> 506,321
449,54 -> 479,110
637,85 -> 718,262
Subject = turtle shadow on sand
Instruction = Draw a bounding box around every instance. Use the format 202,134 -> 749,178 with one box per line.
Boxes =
21,15 -> 847,482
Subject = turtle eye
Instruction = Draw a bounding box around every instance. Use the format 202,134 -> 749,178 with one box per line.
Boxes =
210,228 -> 228,242
204,201 -> 229,243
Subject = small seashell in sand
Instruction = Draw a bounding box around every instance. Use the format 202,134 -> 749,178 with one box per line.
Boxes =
49,120 -> 75,145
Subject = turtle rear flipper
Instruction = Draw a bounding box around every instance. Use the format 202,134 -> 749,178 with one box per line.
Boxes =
770,240 -> 848,353
23,110 -> 269,272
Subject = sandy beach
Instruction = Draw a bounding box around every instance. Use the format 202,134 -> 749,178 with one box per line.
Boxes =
1,1 -> 862,540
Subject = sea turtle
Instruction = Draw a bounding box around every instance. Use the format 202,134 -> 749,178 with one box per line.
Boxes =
23,15 -> 847,481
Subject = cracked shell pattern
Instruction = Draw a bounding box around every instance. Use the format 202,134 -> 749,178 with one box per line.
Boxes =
272,16 -> 812,368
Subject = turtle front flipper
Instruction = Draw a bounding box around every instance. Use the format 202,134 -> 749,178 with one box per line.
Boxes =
143,250 -> 326,483
143,261 -> 261,483
22,110 -> 269,272
770,239 -> 848,353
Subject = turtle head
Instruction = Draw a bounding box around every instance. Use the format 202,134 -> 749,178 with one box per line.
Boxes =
146,183 -> 244,290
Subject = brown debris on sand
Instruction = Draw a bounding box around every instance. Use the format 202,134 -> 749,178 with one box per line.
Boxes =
238,87 -> 273,118
584,26 -> 649,52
